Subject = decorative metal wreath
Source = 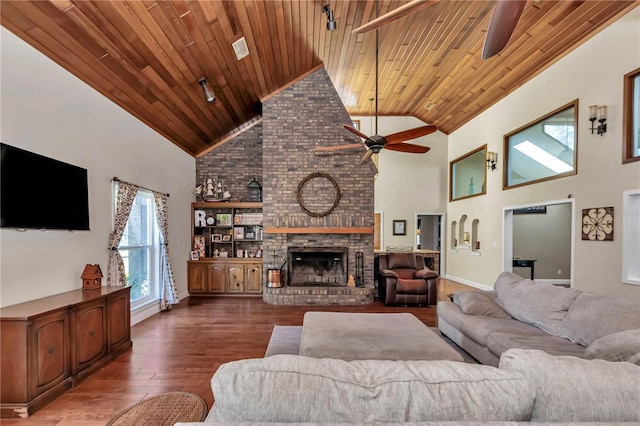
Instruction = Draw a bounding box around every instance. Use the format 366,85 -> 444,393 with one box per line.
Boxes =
296,172 -> 341,217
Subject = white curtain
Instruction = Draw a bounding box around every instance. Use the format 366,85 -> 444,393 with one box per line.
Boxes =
107,181 -> 138,286
153,192 -> 179,310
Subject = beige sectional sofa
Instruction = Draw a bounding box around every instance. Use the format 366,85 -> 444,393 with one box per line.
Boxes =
175,272 -> 640,425
437,272 -> 640,367
176,348 -> 639,425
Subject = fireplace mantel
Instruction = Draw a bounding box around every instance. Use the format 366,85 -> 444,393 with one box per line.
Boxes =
265,227 -> 373,234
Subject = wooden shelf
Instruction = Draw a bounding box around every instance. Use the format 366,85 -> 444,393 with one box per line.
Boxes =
192,202 -> 262,209
265,227 -> 373,234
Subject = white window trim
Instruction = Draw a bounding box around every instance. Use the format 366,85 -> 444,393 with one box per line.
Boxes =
622,189 -> 640,285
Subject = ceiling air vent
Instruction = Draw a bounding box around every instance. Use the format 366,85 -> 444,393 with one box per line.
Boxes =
423,101 -> 436,111
232,37 -> 249,60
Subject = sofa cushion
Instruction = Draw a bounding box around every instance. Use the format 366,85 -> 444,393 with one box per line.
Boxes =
584,328 -> 640,362
499,349 -> 640,422
487,333 -> 586,359
210,355 -> 535,423
437,301 -> 544,346
494,272 -> 581,336
453,291 -> 511,318
561,292 -> 640,346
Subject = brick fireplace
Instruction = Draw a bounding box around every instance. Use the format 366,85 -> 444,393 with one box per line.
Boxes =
196,66 -> 376,305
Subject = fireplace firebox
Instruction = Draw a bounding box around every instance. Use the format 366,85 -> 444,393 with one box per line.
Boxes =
287,247 -> 348,286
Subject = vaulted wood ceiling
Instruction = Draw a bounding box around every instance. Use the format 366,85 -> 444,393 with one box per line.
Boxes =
2,1 -> 637,157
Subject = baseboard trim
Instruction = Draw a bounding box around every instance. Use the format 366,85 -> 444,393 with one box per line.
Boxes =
443,274 -> 493,291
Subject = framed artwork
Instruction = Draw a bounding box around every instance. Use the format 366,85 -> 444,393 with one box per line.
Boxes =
582,207 -> 614,241
212,234 -> 222,242
222,235 -> 231,241
393,220 -> 406,236
189,251 -> 199,261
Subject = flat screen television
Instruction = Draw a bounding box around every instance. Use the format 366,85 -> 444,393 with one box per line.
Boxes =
1,143 -> 90,230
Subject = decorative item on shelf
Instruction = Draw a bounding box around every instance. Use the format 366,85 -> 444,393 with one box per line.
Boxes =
195,176 -> 232,202
81,264 -> 103,289
222,235 -> 231,242
256,247 -> 263,258
582,207 -> 614,241
190,251 -> 199,261
463,232 -> 470,245
486,151 -> 498,171
588,105 -> 607,136
237,249 -> 244,258
247,177 -> 262,202
468,177 -> 475,195
475,241 -> 481,250
194,236 -> 206,257
219,249 -> 228,257
214,248 -> 220,257
234,227 -> 244,239
216,213 -> 232,226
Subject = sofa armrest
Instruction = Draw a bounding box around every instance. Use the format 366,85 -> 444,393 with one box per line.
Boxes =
379,268 -> 399,278
415,269 -> 438,280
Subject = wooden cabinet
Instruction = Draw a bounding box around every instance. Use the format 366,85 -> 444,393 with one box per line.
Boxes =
188,260 -> 262,296
0,286 -> 131,418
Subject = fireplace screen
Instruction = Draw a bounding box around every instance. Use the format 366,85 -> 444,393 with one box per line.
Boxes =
287,247 -> 348,286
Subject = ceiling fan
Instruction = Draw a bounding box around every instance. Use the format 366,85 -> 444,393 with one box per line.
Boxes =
316,13 -> 437,165
352,0 -> 527,60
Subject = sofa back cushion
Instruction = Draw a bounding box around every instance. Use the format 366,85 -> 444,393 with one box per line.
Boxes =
494,272 -> 581,336
210,355 -> 535,423
561,292 -> 640,346
500,349 -> 640,422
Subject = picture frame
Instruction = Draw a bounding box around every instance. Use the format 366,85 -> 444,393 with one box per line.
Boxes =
189,250 -> 199,261
222,235 -> 231,242
393,220 -> 406,236
236,249 -> 244,258
212,234 -> 222,242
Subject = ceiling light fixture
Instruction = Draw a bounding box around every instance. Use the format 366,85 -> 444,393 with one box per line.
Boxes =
323,4 -> 337,31
198,78 -> 216,103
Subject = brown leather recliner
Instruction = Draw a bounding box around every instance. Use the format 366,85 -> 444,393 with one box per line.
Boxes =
378,253 -> 438,306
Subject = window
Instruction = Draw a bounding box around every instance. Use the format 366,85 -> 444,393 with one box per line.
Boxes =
504,100 -> 578,189
450,145 -> 487,201
622,189 -> 640,285
623,67 -> 640,163
118,190 -> 160,307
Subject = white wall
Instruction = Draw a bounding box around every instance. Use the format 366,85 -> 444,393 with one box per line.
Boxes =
0,28 -> 196,315
446,6 -> 640,297
352,116 -> 449,249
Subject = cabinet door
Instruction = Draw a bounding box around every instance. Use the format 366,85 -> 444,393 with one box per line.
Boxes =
188,262 -> 207,293
245,264 -> 263,294
107,287 -> 131,354
71,300 -> 107,375
29,310 -> 70,398
207,263 -> 228,293
227,264 -> 244,293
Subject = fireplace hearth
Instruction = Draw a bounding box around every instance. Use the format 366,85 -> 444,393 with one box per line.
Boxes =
288,247 -> 347,287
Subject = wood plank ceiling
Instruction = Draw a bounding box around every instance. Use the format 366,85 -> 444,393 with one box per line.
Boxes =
1,1 -> 637,157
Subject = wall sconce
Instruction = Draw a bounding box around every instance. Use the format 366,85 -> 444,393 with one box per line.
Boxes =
486,151 -> 498,171
323,4 -> 337,30
198,78 -> 216,103
589,105 -> 607,135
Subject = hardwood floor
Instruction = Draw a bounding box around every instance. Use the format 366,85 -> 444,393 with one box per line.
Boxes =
3,279 -> 474,425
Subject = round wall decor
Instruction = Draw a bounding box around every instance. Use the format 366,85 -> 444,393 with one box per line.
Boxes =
296,172 -> 341,217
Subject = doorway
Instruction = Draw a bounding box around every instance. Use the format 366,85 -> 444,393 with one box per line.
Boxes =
415,213 -> 445,275
503,199 -> 575,286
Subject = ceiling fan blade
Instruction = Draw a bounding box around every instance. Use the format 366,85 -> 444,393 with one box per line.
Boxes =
315,143 -> 363,152
360,149 -> 374,165
481,0 -> 526,60
352,0 -> 439,35
384,125 -> 437,145
385,143 -> 431,154
343,124 -> 371,140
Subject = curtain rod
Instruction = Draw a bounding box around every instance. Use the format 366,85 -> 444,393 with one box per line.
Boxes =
112,177 -> 170,197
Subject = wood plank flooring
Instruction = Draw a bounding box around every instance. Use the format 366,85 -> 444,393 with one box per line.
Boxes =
3,279 -> 474,425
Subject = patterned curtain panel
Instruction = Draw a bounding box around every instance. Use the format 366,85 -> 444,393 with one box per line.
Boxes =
153,192 -> 179,310
107,182 -> 138,286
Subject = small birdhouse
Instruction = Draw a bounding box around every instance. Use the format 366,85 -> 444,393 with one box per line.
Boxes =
81,264 -> 103,289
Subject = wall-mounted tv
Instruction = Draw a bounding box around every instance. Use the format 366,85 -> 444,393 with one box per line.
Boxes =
1,143 -> 90,230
